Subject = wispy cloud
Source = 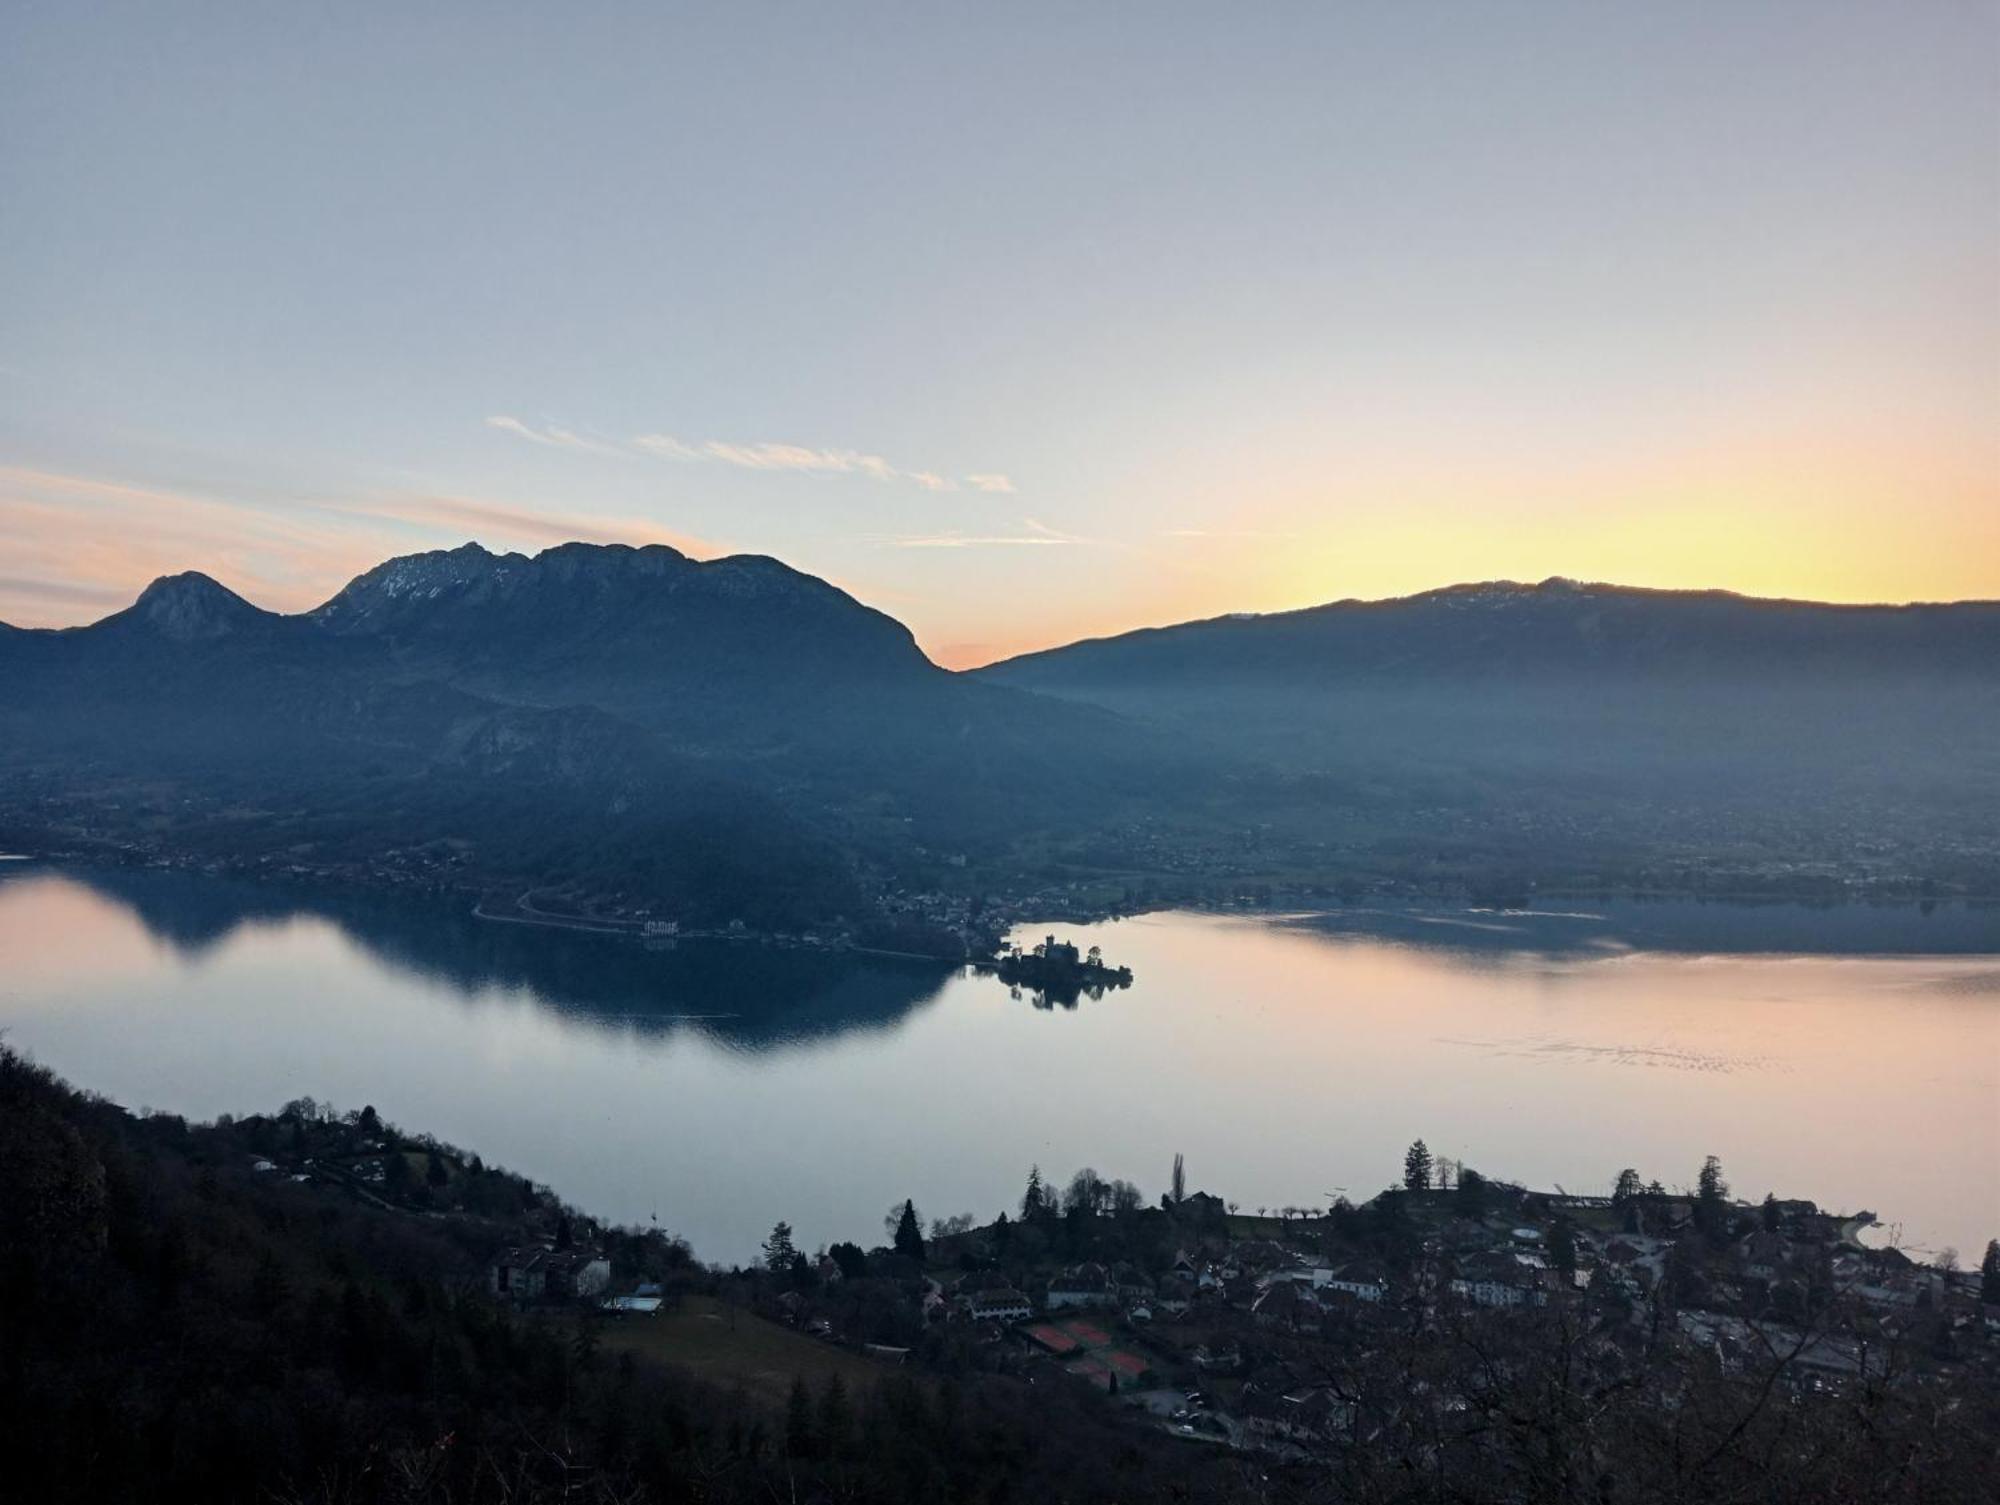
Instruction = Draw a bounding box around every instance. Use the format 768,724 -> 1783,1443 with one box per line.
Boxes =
1162,527 -> 1294,540
0,574 -> 131,607
485,416 -> 626,456
0,467 -> 393,626
0,465 -> 721,629
883,517 -> 1083,549
496,416 -> 1005,493
686,439 -> 896,478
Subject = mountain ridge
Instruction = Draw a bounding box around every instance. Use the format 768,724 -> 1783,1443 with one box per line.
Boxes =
4,543 -> 1997,913
977,575 -> 2000,687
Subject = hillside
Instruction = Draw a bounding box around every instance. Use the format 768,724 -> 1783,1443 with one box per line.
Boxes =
5,559 -> 1997,910
980,578 -> 2000,689
0,543 -> 1185,925
977,579 -> 2000,899
0,1045 -> 1222,1504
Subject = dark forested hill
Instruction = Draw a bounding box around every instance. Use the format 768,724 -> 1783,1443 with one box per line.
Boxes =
0,543 -> 1174,924
979,578 -> 2000,690
0,1045 -> 1235,1505
977,579 -> 2000,898
5,558 -> 1997,910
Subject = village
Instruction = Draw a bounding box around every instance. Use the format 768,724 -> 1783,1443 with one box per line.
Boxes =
455,1138 -> 2000,1466
60,1078 -> 2000,1490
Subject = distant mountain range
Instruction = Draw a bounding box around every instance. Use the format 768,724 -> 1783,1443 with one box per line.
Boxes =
978,577 -> 2000,690
4,548 -> 1997,913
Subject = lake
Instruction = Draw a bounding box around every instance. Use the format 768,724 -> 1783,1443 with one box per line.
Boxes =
1,862 -> 1994,1263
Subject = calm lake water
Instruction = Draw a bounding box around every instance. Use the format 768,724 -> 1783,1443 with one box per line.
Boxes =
1,863 -> 1995,1263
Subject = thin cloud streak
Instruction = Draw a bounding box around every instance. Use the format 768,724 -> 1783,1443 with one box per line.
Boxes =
0,574 -> 131,607
484,416 -> 626,456
0,465 -> 724,628
889,536 -> 1067,549
1163,527 -> 1295,540
0,466 -> 393,624
883,517 -> 1085,549
499,416 -> 1004,493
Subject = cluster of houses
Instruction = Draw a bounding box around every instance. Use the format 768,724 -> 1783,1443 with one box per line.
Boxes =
489,1244 -> 613,1304
934,1230 -> 1551,1354
469,1174 -> 1992,1468
890,1183 -> 1996,1462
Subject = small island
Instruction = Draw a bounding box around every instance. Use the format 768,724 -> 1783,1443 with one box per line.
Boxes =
991,933 -> 1133,1006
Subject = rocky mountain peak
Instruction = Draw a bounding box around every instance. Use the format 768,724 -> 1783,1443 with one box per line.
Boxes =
128,572 -> 269,642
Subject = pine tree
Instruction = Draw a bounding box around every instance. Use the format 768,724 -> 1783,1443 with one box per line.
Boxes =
1697,1155 -> 1729,1204
1403,1139 -> 1433,1193
1171,1152 -> 1185,1205
1613,1168 -> 1642,1204
1021,1165 -> 1047,1221
784,1376 -> 815,1458
1980,1239 -> 2000,1305
893,1199 -> 926,1263
1694,1156 -> 1731,1239
763,1220 -> 798,1273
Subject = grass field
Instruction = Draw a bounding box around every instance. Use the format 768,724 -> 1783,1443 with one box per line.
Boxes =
585,1294 -> 893,1404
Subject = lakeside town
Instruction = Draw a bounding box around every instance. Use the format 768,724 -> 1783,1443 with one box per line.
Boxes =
225,1099 -> 2000,1474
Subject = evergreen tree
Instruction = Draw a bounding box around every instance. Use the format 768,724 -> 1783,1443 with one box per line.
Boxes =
784,1375 -> 815,1458
1171,1152 -> 1186,1205
1762,1192 -> 1781,1232
763,1220 -> 798,1273
1021,1165 -> 1047,1221
1981,1239 -> 2000,1306
1613,1168 -> 1642,1204
1694,1155 -> 1730,1237
1403,1139 -> 1433,1193
1697,1155 -> 1729,1204
893,1199 -> 926,1263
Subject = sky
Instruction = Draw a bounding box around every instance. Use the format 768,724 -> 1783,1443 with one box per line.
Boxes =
2,2 -> 1995,668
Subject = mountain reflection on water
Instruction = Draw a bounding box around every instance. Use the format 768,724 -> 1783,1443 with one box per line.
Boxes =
63,866 -> 959,1054
2,861 -> 1994,1264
